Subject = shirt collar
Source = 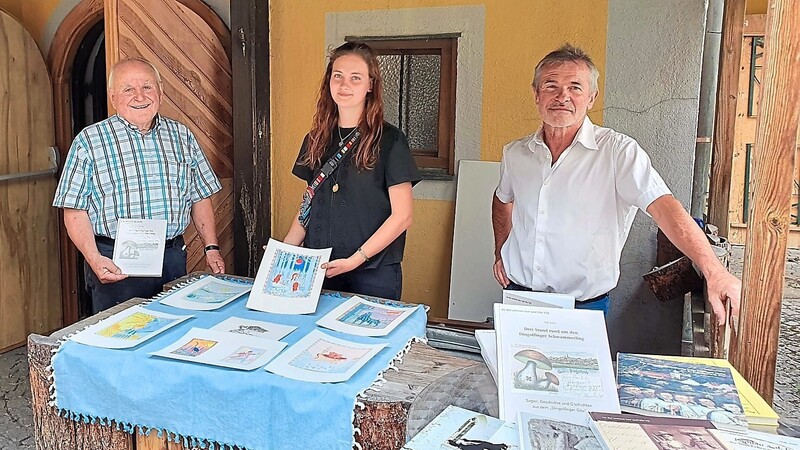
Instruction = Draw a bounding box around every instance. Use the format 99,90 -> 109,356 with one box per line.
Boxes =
114,113 -> 162,134
529,116 -> 599,152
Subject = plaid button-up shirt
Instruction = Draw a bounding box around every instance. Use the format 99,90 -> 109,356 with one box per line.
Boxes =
53,114 -> 221,239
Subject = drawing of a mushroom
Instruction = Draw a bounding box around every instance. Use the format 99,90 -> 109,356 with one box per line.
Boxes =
535,371 -> 560,391
513,349 -> 552,389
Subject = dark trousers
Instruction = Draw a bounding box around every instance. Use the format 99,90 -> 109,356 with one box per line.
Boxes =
323,264 -> 403,300
506,281 -> 611,317
85,237 -> 187,314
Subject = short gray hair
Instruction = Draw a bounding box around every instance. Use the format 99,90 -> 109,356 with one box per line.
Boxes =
532,44 -> 599,93
107,57 -> 162,90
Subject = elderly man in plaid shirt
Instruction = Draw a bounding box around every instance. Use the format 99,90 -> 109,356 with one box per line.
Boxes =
53,57 -> 225,314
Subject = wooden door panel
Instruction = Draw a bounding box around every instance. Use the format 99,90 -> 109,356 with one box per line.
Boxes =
106,0 -> 234,273
0,11 -> 62,351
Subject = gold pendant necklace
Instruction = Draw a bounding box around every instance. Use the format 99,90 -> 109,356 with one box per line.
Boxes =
332,183 -> 339,193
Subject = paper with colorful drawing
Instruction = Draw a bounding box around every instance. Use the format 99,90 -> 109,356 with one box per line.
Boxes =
210,316 -> 297,341
264,329 -> 386,383
151,327 -> 287,370
159,276 -> 252,311
247,239 -> 331,314
316,295 -> 419,337
69,306 -> 193,349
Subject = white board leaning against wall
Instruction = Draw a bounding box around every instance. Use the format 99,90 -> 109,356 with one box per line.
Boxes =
448,160 -> 502,322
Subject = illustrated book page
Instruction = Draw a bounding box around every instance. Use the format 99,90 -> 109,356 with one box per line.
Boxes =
711,428 -> 800,450
588,412 -> 730,450
616,353 -> 748,431
112,218 -> 167,276
210,316 -> 297,341
264,329 -> 386,383
247,239 -> 331,314
150,327 -> 287,370
502,290 -> 575,309
316,295 -> 420,337
402,405 -> 518,450
159,276 -> 252,311
494,304 -> 620,425
517,411 -> 601,450
651,354 -> 779,426
69,305 -> 193,349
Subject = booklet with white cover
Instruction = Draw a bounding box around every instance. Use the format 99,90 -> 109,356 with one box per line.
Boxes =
210,316 -> 297,341
494,303 -> 620,425
69,306 -> 193,349
475,329 -> 498,384
711,428 -> 800,450
159,276 -> 251,311
316,295 -> 419,337
112,218 -> 168,276
502,290 -> 575,309
151,327 -> 287,370
264,329 -> 386,383
247,239 -> 331,314
517,411 -> 601,450
403,405 -> 519,450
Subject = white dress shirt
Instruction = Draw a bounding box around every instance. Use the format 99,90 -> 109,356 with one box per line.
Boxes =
495,117 -> 671,301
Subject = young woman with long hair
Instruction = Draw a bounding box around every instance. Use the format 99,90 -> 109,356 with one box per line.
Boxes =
284,42 -> 420,300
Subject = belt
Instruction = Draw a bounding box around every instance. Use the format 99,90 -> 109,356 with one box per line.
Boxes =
95,235 -> 184,248
582,292 -> 610,303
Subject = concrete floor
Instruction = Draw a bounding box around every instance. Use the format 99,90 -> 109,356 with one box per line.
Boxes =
2,245 -> 799,449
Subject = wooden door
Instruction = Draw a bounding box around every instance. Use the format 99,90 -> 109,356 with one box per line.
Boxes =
0,10 -> 62,351
104,0 -> 234,272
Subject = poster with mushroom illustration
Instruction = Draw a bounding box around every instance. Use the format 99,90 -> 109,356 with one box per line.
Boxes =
493,303 -> 620,426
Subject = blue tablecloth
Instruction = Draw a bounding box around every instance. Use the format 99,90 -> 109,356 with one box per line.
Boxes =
51,276 -> 428,449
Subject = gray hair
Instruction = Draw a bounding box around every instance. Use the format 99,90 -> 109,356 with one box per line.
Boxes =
107,57 -> 163,90
532,44 -> 599,93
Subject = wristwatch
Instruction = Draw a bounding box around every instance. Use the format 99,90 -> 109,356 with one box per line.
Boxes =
204,244 -> 220,254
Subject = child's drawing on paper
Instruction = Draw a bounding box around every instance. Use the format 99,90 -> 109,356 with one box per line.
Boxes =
263,250 -> 321,298
172,338 -> 217,357
222,346 -> 266,364
185,280 -> 248,304
96,312 -> 176,340
289,339 -> 372,374
336,303 -> 403,329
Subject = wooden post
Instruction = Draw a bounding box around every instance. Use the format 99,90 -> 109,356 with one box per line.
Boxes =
707,0 -> 746,238
732,0 -> 800,403
231,1 -> 272,277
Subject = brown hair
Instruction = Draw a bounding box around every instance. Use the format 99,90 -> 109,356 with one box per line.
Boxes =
302,42 -> 385,171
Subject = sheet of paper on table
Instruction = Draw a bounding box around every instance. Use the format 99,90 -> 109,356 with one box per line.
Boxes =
159,276 -> 252,311
316,295 -> 419,337
210,316 -> 297,341
69,305 -> 193,349
112,218 -> 168,276
247,239 -> 331,314
151,327 -> 287,370
502,290 -> 575,309
264,329 -> 385,383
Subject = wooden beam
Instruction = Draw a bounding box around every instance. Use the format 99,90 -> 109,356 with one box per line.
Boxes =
231,1 -> 271,277
732,0 -> 800,404
707,0 -> 746,240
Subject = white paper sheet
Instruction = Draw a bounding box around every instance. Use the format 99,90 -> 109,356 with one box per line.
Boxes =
316,295 -> 419,337
151,327 -> 287,370
210,316 -> 297,341
159,276 -> 251,311
517,411 -> 601,450
264,329 -> 386,383
475,329 -> 498,384
112,218 -> 168,276
247,239 -> 331,314
69,306 -> 193,349
711,428 -> 800,450
494,304 -> 620,425
502,290 -> 575,309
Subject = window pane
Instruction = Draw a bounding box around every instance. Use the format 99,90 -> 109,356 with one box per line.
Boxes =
404,54 -> 440,153
377,54 -> 402,127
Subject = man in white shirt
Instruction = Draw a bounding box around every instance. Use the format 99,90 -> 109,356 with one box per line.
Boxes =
492,44 -> 740,323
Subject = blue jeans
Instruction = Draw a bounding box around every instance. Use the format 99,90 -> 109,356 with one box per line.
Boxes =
85,236 -> 187,314
505,281 -> 611,317
323,264 -> 402,300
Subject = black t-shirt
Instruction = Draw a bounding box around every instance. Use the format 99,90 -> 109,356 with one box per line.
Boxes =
292,122 -> 421,269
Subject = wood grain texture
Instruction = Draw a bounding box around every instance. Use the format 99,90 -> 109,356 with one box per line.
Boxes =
734,0 -> 800,404
0,11 -> 62,351
107,0 -> 234,273
708,0 -> 746,240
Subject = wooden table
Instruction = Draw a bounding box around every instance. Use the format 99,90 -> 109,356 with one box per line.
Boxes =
27,275 -> 497,450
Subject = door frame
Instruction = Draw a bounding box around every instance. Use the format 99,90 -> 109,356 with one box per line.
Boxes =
49,0 -> 231,326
